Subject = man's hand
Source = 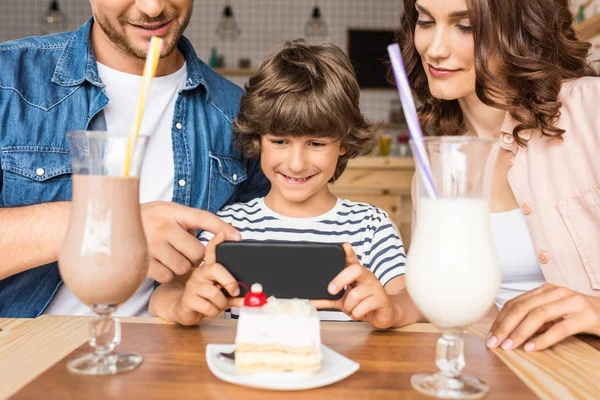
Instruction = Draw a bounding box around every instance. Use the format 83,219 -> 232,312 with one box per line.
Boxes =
174,233 -> 243,326
311,243 -> 398,329
487,283 -> 600,351
141,202 -> 241,283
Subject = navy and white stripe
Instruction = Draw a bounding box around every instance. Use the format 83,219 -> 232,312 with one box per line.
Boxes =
200,197 -> 405,283
199,197 -> 406,321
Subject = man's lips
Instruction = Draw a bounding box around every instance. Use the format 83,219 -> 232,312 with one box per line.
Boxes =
130,20 -> 172,37
428,64 -> 460,77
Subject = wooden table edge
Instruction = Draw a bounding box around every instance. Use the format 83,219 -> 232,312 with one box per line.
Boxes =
1,316 -> 599,400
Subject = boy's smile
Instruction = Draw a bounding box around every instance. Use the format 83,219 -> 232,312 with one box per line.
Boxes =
278,172 -> 314,184
261,134 -> 345,218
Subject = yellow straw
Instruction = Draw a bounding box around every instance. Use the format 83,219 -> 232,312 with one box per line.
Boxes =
123,36 -> 163,176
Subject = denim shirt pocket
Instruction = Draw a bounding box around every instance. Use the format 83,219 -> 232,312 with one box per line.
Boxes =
1,146 -> 72,206
207,152 -> 248,212
557,187 -> 600,290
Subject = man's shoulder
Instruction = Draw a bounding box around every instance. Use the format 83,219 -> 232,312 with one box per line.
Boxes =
200,63 -> 244,96
0,32 -> 74,73
193,59 -> 244,123
0,32 -> 74,89
0,31 -> 73,51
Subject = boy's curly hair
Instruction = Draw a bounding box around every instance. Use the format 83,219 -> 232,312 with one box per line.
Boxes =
234,39 -> 377,182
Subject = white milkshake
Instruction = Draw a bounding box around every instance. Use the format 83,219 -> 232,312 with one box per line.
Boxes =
406,197 -> 500,329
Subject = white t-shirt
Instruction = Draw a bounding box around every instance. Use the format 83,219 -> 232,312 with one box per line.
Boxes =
199,197 -> 406,321
44,62 -> 188,317
490,209 -> 546,309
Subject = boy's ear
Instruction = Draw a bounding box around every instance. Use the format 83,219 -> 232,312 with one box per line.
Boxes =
339,146 -> 347,156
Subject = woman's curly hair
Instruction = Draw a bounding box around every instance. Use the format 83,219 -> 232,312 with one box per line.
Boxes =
234,39 -> 377,182
399,0 -> 598,146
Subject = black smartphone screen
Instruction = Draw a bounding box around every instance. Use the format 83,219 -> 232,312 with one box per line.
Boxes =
215,241 -> 345,300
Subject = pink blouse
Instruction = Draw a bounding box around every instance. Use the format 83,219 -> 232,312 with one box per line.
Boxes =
413,77 -> 600,296
500,77 -> 600,296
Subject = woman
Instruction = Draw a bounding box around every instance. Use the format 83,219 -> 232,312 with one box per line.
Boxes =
401,0 -> 600,351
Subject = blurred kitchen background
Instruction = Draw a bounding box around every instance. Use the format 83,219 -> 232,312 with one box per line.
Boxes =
1,0 -> 598,157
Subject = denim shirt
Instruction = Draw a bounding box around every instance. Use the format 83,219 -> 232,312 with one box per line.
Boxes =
0,19 -> 269,318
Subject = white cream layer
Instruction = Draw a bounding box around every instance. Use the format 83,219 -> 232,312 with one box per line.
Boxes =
235,303 -> 321,348
236,352 -> 322,366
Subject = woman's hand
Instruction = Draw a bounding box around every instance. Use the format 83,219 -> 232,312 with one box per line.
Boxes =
311,243 -> 398,329
487,283 -> 600,351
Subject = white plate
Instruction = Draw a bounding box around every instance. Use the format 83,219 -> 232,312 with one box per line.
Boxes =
206,344 -> 360,391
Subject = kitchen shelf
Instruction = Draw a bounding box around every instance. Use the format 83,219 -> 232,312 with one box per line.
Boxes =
330,155 -> 415,249
381,123 -> 408,130
347,156 -> 414,169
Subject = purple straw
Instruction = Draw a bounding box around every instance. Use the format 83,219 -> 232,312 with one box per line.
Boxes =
387,44 -> 437,198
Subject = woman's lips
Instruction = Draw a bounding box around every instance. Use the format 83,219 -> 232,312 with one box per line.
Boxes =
428,64 -> 460,77
130,20 -> 172,37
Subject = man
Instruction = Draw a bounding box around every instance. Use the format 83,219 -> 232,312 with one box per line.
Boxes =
0,0 -> 269,318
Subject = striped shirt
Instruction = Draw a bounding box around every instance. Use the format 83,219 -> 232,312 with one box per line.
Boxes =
199,197 -> 406,321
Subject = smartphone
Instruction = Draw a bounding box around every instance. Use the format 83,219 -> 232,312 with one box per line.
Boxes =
216,241 -> 345,300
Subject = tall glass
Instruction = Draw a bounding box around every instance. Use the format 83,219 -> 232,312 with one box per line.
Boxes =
407,137 -> 500,399
59,131 -> 149,375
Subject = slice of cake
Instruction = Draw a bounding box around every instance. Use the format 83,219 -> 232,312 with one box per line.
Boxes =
234,284 -> 322,374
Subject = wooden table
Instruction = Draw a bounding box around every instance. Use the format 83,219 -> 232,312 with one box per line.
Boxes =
1,316 -> 599,399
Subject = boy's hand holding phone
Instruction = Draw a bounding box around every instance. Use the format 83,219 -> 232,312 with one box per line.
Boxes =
312,243 -> 399,329
175,233 -> 243,325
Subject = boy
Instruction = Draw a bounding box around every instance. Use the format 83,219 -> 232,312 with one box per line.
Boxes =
149,40 -> 421,328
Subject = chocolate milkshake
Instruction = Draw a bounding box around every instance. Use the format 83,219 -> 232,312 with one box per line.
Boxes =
59,175 -> 148,306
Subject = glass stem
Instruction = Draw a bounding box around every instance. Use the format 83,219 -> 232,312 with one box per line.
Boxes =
435,329 -> 465,379
89,305 -> 120,365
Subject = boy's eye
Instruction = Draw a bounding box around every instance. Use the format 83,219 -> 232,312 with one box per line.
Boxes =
457,24 -> 472,33
308,141 -> 326,147
270,140 -> 287,145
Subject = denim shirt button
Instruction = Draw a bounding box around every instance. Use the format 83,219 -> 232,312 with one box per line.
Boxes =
232,174 -> 237,181
178,179 -> 187,187
35,168 -> 45,176
175,122 -> 183,130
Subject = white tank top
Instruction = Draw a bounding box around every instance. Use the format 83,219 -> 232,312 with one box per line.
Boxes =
490,209 -> 546,309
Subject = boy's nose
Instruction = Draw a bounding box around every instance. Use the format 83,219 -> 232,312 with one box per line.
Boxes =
287,149 -> 308,173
